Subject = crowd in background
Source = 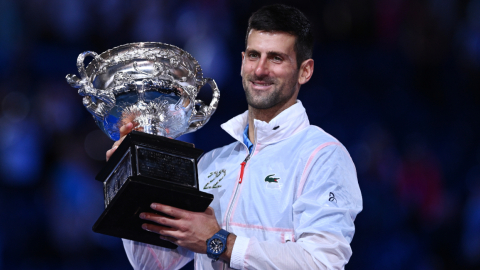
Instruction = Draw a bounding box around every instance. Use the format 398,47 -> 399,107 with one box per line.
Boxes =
0,0 -> 479,269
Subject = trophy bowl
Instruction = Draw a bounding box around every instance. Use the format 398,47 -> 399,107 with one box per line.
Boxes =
66,42 -> 219,140
66,42 -> 218,248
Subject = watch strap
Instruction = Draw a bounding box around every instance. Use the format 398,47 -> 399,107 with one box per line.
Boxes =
215,229 -> 230,240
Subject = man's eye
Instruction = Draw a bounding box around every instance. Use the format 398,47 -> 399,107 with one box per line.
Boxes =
248,53 -> 258,58
273,56 -> 283,62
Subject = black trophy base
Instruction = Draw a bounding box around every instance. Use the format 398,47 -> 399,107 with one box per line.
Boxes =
93,131 -> 213,249
93,175 -> 213,249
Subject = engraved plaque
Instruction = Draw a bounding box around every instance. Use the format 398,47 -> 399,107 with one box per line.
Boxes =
136,146 -> 196,188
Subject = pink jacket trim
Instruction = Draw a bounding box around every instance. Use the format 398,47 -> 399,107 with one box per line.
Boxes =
296,141 -> 341,199
148,246 -> 164,269
229,222 -> 295,233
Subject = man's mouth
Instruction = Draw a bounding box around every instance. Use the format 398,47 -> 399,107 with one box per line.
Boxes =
251,81 -> 273,88
253,82 -> 272,86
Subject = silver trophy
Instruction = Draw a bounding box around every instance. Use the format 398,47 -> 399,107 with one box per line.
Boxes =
66,42 -> 218,248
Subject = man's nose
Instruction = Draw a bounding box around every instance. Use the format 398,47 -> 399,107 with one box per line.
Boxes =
254,57 -> 269,77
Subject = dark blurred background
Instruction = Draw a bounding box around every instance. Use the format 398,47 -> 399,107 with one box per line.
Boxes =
0,0 -> 479,269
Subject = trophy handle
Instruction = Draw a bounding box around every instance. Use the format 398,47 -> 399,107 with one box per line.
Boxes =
66,51 -> 100,88
199,78 -> 220,117
77,51 -> 100,80
185,78 -> 220,133
65,51 -> 116,121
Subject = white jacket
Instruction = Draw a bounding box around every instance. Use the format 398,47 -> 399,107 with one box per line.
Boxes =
123,101 -> 363,270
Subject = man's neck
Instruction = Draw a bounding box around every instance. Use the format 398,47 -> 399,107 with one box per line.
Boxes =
247,99 -> 297,143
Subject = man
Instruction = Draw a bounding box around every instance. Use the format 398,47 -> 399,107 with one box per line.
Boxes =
107,4 -> 362,269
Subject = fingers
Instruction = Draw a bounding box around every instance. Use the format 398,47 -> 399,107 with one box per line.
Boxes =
112,135 -> 125,148
120,122 -> 134,137
140,213 -> 184,241
141,222 -> 179,241
141,222 -> 174,234
139,204 -> 222,253
106,146 -> 118,161
106,139 -> 123,161
105,122 -> 134,161
140,212 -> 178,228
159,235 -> 177,243
150,203 -> 187,219
205,207 -> 215,215
139,203 -> 189,234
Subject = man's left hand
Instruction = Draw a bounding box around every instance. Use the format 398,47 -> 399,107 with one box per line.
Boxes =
140,203 -> 221,254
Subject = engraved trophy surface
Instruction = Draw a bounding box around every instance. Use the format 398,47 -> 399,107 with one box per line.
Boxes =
66,42 -> 218,248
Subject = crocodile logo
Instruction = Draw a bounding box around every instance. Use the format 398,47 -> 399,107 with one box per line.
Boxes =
265,174 -> 280,183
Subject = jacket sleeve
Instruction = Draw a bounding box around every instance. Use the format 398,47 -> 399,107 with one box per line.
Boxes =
229,143 -> 363,270
123,239 -> 194,270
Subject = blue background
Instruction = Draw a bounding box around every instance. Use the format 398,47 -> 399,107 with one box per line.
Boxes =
0,0 -> 479,269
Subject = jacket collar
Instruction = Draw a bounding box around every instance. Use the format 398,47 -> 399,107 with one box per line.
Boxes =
221,100 -> 310,145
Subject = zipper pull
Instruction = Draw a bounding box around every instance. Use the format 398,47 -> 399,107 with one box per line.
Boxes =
239,162 -> 246,183
239,155 -> 250,184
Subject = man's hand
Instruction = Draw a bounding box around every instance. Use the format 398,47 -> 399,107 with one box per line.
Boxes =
106,122 -> 134,161
140,204 -> 221,254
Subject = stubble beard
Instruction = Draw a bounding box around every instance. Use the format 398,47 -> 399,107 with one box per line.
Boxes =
242,74 -> 299,110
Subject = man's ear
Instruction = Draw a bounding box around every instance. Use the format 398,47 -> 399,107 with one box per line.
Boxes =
298,59 -> 314,85
241,52 -> 245,75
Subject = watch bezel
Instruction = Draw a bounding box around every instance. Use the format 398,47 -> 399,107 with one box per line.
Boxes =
206,229 -> 230,261
208,238 -> 224,255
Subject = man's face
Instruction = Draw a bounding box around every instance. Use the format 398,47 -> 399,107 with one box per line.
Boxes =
241,30 -> 300,110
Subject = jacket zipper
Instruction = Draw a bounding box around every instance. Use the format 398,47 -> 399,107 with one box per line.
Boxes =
225,126 -> 257,230
225,153 -> 251,232
223,127 -> 256,269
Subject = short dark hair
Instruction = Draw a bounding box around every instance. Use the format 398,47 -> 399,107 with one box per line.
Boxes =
245,4 -> 314,68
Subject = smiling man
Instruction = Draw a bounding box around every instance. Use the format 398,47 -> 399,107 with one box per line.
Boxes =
109,4 -> 362,270
241,28 -> 313,142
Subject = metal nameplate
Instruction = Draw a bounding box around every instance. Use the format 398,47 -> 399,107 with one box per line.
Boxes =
135,146 -> 197,188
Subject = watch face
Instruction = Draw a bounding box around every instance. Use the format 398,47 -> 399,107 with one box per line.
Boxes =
209,238 -> 224,254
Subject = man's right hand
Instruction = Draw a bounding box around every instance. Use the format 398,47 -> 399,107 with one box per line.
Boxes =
106,122 -> 134,161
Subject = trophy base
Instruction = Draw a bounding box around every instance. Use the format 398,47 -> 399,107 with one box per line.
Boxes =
93,175 -> 213,248
93,131 -> 213,248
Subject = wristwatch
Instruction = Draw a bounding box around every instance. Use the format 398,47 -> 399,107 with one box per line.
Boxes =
206,229 -> 230,262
